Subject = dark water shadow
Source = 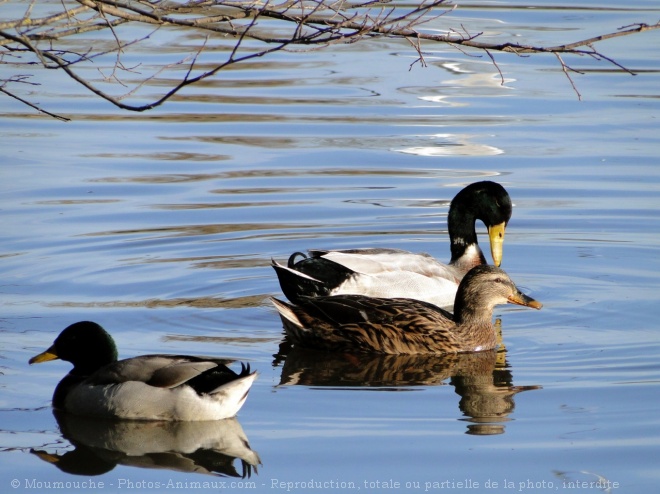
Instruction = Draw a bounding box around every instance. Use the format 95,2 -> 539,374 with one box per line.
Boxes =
274,336 -> 540,435
30,410 -> 261,477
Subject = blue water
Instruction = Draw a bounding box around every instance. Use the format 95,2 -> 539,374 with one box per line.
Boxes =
1,0 -> 659,492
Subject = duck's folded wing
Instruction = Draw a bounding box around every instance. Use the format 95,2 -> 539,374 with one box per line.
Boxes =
88,356 -> 217,388
334,270 -> 457,309
147,361 -> 219,388
312,248 -> 459,281
296,295 -> 454,328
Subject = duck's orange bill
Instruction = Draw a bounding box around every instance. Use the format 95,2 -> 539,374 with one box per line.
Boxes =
508,292 -> 543,310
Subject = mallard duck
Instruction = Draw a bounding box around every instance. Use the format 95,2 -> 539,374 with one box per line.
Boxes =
272,181 -> 512,309
271,265 -> 541,355
29,321 -> 257,421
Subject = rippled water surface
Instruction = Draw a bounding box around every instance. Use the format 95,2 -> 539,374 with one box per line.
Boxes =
2,1 -> 660,492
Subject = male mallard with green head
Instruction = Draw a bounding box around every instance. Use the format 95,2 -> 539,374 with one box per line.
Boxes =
272,181 -> 512,309
29,321 -> 257,421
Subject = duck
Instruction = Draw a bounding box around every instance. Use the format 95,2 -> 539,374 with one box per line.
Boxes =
271,265 -> 541,355
272,181 -> 512,309
29,321 -> 257,421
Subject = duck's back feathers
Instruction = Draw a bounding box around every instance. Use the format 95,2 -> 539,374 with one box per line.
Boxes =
271,295 -> 464,355
92,356 -> 249,392
308,248 -> 452,277
272,249 -> 461,309
91,356 -> 218,388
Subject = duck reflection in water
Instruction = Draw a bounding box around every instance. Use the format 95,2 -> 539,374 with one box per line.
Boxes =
31,410 -> 261,477
274,324 -> 540,435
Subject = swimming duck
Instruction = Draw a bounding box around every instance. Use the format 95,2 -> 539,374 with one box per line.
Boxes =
271,265 -> 541,355
29,321 -> 257,421
272,181 -> 512,309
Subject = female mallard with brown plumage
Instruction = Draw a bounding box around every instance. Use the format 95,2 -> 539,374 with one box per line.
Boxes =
272,181 -> 513,310
271,265 -> 541,355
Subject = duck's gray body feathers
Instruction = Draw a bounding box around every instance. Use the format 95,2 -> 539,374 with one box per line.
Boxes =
29,322 -> 257,421
63,358 -> 256,421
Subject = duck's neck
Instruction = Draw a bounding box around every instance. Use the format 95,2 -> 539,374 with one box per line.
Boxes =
71,345 -> 117,377
55,348 -> 116,410
448,206 -> 487,271
453,301 -> 493,326
452,293 -> 498,350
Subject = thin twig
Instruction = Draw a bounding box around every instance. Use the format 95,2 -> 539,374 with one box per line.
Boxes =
484,49 -> 504,85
406,35 -> 427,70
554,52 -> 582,101
0,86 -> 70,121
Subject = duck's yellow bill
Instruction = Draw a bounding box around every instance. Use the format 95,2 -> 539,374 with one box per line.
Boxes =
508,292 -> 543,310
29,346 -> 59,365
487,222 -> 506,267
32,450 -> 60,464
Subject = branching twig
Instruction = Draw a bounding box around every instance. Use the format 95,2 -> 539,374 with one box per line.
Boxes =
406,35 -> 427,70
554,52 -> 582,101
1,0 -> 658,118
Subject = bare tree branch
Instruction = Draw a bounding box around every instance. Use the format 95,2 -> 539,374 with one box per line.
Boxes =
1,0 -> 658,118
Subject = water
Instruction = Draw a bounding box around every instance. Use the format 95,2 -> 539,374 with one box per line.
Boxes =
2,0 -> 660,492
